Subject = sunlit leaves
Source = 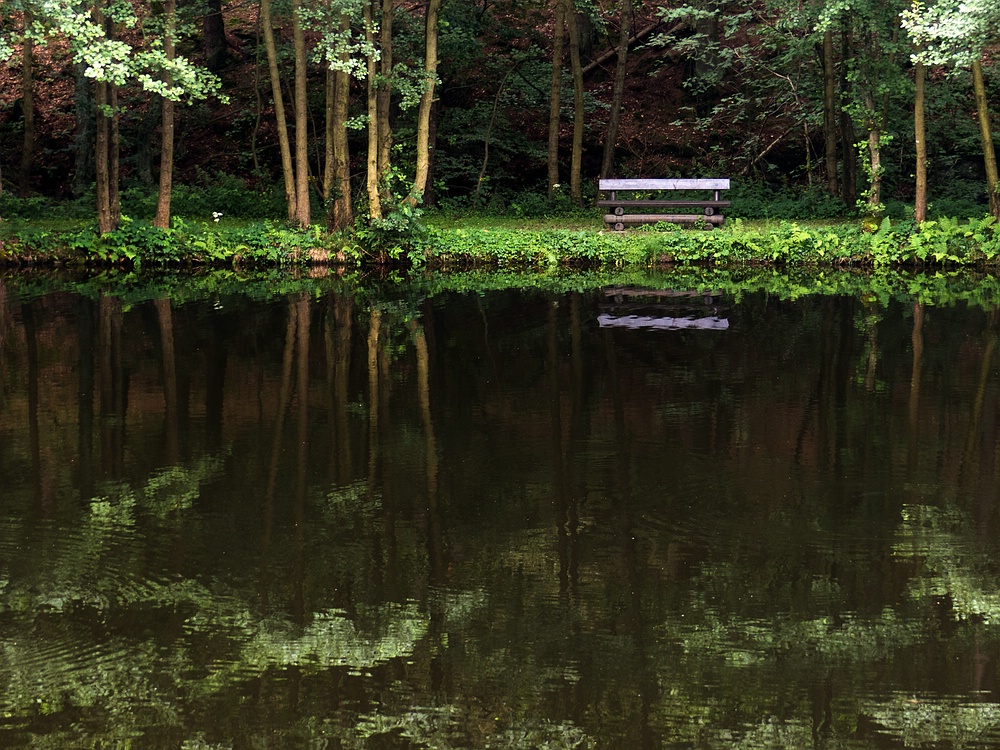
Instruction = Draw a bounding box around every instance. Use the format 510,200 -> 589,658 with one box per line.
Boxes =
902,0 -> 1000,67
0,0 -> 225,102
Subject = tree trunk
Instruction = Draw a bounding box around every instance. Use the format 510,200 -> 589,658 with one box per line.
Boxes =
839,24 -> 857,206
327,13 -> 354,231
19,11 -> 35,197
261,0 -> 298,221
914,59 -> 927,223
863,90 -> 882,221
204,0 -> 227,72
972,60 -> 1000,219
95,77 -> 113,234
154,0 -> 177,229
409,0 -> 442,204
73,63 -> 95,199
364,0 -> 382,220
324,66 -> 335,203
600,0 -> 631,179
292,0 -> 310,227
822,29 -> 838,198
474,67 -> 514,206
424,98 -> 440,206
93,0 -> 120,234
565,0 -> 584,205
547,0 -> 566,197
377,0 -> 394,194
110,79 -> 120,225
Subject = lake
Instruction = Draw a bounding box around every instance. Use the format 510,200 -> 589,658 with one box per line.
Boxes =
1,268 -> 1000,748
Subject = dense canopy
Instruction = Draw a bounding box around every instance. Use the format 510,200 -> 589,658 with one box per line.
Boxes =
0,0 -> 998,231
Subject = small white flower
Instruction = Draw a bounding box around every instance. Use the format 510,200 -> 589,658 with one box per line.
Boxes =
212,211 -> 223,223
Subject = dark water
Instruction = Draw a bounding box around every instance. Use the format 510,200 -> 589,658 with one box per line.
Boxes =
2,276 -> 1000,748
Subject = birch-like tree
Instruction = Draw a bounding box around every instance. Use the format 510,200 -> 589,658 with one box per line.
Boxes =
0,0 -> 224,232
902,0 -> 1000,218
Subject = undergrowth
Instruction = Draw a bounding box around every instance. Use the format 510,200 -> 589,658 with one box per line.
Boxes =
420,215 -> 1000,269
2,205 -> 999,271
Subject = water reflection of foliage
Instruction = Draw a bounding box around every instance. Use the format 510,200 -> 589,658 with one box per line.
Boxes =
895,504 -> 1000,625
7,277 -> 1000,747
0,449 -> 437,746
7,266 -> 1000,310
639,498 -> 1000,749
864,696 -> 1000,748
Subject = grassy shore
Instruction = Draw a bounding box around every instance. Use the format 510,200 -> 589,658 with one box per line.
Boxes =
1,210 -> 999,270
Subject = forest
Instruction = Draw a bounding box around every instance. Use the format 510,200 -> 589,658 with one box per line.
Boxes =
0,0 -> 999,239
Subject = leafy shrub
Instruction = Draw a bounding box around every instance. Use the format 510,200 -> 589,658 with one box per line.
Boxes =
354,204 -> 428,265
119,177 -> 283,221
728,181 -> 851,220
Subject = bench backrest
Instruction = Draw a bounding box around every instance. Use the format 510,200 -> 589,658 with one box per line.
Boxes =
599,178 -> 730,191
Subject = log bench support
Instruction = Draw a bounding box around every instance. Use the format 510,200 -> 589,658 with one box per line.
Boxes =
598,178 -> 732,230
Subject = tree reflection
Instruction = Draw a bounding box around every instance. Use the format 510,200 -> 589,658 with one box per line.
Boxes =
1,283 -> 1000,747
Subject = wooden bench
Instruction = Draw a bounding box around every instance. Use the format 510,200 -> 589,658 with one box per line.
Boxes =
598,178 -> 731,230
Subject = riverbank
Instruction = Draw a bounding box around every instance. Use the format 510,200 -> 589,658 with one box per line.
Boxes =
1,212 -> 999,269
6,261 -> 1000,312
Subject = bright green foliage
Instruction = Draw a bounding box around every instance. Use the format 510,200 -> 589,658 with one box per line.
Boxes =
902,0 -> 1000,66
0,0 -> 224,101
4,213 -> 1000,269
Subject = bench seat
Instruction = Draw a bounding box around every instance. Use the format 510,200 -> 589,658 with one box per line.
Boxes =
603,213 -> 726,227
598,178 -> 731,230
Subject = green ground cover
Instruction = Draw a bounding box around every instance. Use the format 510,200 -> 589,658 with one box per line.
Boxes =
1,184 -> 999,270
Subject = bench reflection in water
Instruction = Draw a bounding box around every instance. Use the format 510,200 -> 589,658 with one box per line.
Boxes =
598,286 -> 729,330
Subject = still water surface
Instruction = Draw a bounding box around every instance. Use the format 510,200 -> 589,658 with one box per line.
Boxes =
1,275 -> 1000,748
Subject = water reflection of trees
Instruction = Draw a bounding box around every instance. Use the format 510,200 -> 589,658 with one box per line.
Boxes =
1,287 -> 1000,746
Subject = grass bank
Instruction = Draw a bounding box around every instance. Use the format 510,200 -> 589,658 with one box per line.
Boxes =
421,214 -> 1000,269
1,211 -> 999,270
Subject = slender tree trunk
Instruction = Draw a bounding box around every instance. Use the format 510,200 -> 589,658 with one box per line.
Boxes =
95,77 -> 112,233
566,0 -> 584,205
19,11 -> 35,197
914,60 -> 927,223
73,63 -> 95,198
204,0 -> 227,72
424,99 -> 440,206
839,24 -> 857,206
600,0 -> 631,179
863,90 -> 882,221
377,0 -> 394,193
292,0 -> 310,227
327,14 -> 354,231
547,0 -> 566,197
409,0 -> 442,205
261,0 -> 298,221
972,60 -> 1000,219
474,67 -> 515,206
324,66 -> 335,203
93,0 -> 119,233
822,29 -> 838,198
110,79 -> 120,225
364,0 -> 383,220
107,3 -> 120,226
154,0 -> 177,229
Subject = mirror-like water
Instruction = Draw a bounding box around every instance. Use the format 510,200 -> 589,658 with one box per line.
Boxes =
1,275 -> 1000,748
